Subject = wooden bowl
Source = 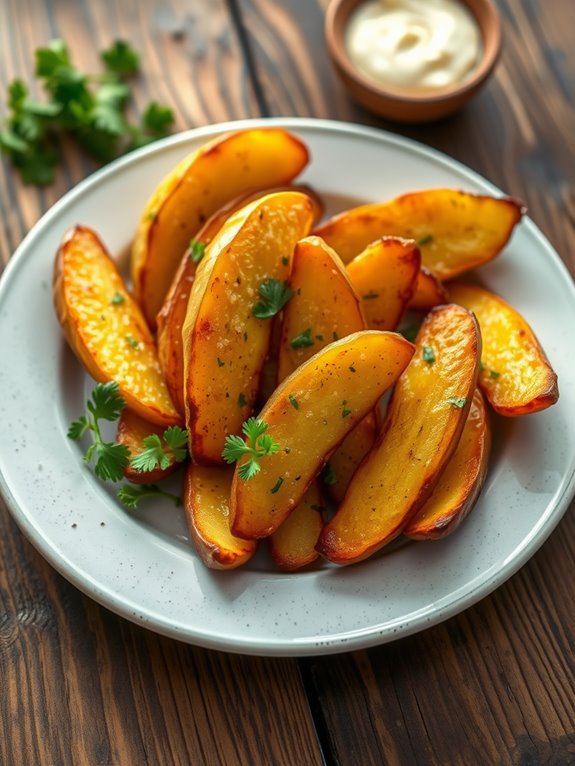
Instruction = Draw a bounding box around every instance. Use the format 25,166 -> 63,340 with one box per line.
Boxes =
325,0 -> 502,123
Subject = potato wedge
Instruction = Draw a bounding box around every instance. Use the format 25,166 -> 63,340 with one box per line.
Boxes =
117,408 -> 184,484
53,225 -> 180,427
325,415 -> 378,505
269,483 -> 325,571
157,185 -> 323,415
404,389 -> 491,540
132,127 -> 310,328
316,304 -> 480,565
346,237 -> 420,330
314,189 -> 524,280
448,282 -> 559,415
277,235 -> 366,383
230,330 -> 415,539
409,267 -> 448,311
184,464 -> 257,570
183,191 -> 314,464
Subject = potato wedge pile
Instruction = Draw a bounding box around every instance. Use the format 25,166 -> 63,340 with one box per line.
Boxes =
54,126 -> 559,572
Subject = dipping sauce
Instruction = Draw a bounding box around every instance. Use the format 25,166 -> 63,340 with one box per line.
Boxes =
345,0 -> 482,92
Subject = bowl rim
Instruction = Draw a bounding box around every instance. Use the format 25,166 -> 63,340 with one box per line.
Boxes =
325,0 -> 502,106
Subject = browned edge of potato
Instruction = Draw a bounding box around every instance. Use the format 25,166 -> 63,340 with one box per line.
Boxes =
269,482 -> 325,571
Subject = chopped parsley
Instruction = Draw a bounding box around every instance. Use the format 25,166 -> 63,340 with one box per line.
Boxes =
252,278 -> 293,319
290,328 -> 314,349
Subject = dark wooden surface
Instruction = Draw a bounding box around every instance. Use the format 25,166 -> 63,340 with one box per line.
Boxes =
1,1 -> 574,764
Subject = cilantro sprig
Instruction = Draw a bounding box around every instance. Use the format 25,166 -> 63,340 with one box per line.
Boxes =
252,278 -> 293,320
222,417 -> 281,480
0,38 -> 175,185
67,381 -> 130,481
129,426 -> 188,473
117,483 -> 183,509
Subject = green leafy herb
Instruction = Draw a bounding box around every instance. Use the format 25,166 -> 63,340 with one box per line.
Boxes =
117,483 -> 182,509
417,234 -> 433,246
447,397 -> 467,409
67,381 -> 129,481
237,392 -> 247,408
189,240 -> 206,263
288,393 -> 299,410
270,477 -> 284,494
422,346 -> 435,364
342,407 -> 352,418
1,38 -> 174,185
129,426 -> 188,473
252,278 -> 293,319
125,335 -> 139,349
111,291 -> 125,305
222,418 -> 281,481
320,463 -> 337,486
489,370 -> 501,379
290,328 -> 314,349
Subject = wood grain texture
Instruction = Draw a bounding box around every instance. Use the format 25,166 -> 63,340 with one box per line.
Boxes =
1,0 -> 575,764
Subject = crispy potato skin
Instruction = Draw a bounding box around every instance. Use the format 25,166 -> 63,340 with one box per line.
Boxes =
316,304 -> 480,565
404,389 -> 491,540
184,464 -> 257,570
448,282 -> 559,416
314,189 -> 524,280
132,128 -> 310,328
117,408 -> 182,484
157,186 -> 323,415
346,237 -> 421,330
277,235 -> 366,383
53,225 -> 181,427
183,191 -> 314,465
409,267 -> 449,310
269,482 -> 325,571
230,330 -> 415,540
327,414 -> 378,505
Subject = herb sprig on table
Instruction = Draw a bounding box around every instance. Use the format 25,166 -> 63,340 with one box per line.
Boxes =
0,39 -> 175,185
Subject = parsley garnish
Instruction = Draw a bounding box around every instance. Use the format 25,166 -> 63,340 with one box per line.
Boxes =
290,328 -> 314,349
0,39 -> 174,185
252,279 -> 293,319
67,381 -> 130,481
288,393 -> 299,410
117,483 -> 182,509
189,240 -> 206,263
422,346 -> 435,364
489,370 -> 501,379
111,292 -> 125,305
125,335 -> 139,349
129,426 -> 188,473
270,477 -> 284,494
342,407 -> 352,418
417,234 -> 433,246
237,393 -> 247,408
222,418 -> 281,481
447,397 -> 467,409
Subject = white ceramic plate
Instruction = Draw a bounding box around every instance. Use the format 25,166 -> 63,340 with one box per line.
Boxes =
1,118 -> 574,657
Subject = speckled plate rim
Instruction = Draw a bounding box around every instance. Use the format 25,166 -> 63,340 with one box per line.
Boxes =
1,117 -> 574,657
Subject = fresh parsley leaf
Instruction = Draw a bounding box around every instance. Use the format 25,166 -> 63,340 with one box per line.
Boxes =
87,380 -> 126,421
288,393 -> 299,410
489,370 -> 501,379
142,102 -> 175,135
417,234 -> 433,246
101,40 -> 140,76
252,278 -> 293,319
117,483 -> 182,509
111,291 -> 125,305
270,477 -> 284,494
447,397 -> 467,409
290,328 -> 314,349
67,416 -> 89,440
222,417 -> 281,481
129,425 -> 188,473
422,346 -> 435,364
163,426 -> 188,462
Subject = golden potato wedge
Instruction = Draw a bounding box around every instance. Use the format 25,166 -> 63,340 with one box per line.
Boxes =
269,482 -> 325,571
314,189 -> 524,280
157,185 -> 323,415
184,464 -> 257,570
404,389 -> 491,540
316,304 -> 480,565
409,267 -> 449,310
117,408 -> 184,484
325,415 -> 378,505
448,282 -> 559,416
53,225 -> 181,427
183,191 -> 314,465
277,235 -> 366,383
230,330 -> 415,539
132,127 -> 310,328
346,237 -> 421,330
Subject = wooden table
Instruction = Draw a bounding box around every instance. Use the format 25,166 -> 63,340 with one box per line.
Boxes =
1,1 -> 574,763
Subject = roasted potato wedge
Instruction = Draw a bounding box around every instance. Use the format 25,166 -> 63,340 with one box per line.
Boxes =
404,389 -> 491,540
326,415 -> 378,505
277,235 -> 366,383
157,185 -> 323,415
346,237 -> 421,330
448,282 -> 559,416
409,267 -> 449,310
314,189 -> 524,280
316,304 -> 480,565
117,408 -> 184,484
132,127 -> 310,328
183,191 -> 314,464
184,464 -> 257,570
230,330 -> 415,539
269,483 -> 325,571
53,225 -> 181,427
